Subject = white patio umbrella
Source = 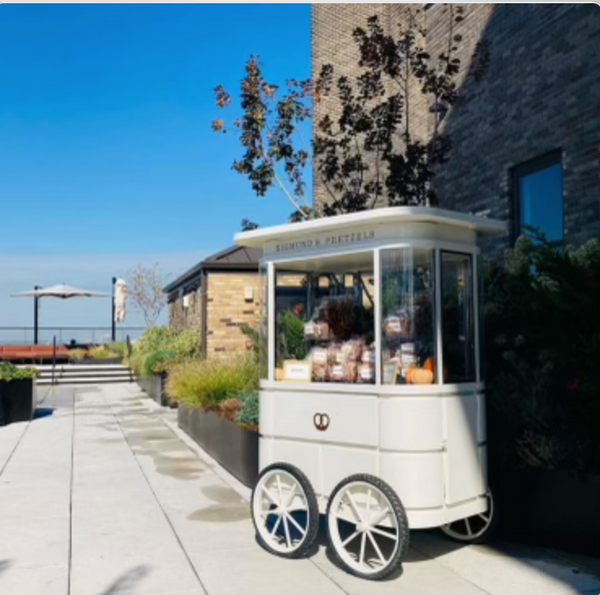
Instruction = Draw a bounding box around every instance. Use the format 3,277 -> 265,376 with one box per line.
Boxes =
12,284 -> 110,299
12,284 -> 110,344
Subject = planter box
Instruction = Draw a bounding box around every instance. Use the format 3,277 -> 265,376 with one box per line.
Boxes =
137,374 -> 170,407
0,379 -> 37,424
494,468 -> 600,556
178,404 -> 258,487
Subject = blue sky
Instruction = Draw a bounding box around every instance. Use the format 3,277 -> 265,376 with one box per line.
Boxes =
0,4 -> 311,330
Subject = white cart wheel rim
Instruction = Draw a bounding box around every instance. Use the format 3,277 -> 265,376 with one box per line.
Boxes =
328,481 -> 400,575
441,492 -> 494,541
253,469 -> 311,554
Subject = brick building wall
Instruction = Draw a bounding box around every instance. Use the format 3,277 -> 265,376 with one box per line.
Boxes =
312,4 -> 600,253
168,286 -> 202,333
205,272 -> 261,356
312,4 -> 429,210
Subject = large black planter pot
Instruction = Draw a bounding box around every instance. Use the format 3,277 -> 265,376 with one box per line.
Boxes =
494,468 -> 600,556
178,405 -> 259,487
137,374 -> 170,407
0,379 -> 37,424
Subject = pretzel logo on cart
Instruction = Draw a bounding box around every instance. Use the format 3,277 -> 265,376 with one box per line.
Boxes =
313,412 -> 330,432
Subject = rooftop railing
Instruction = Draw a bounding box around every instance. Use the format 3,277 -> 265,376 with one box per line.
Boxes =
0,326 -> 146,346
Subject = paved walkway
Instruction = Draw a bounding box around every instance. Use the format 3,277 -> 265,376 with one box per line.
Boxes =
0,383 -> 599,595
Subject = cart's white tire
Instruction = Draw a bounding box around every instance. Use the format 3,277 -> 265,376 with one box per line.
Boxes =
440,490 -> 496,543
251,463 -> 319,559
327,475 -> 410,580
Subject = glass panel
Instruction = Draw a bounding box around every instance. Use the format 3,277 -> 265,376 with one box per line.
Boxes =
519,162 -> 563,242
274,252 -> 374,384
441,252 -> 475,383
381,248 -> 436,385
257,263 -> 268,380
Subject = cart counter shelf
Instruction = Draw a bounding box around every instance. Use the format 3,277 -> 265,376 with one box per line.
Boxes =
235,206 -> 507,580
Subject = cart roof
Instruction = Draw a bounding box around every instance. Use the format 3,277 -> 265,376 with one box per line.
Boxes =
235,206 -> 507,249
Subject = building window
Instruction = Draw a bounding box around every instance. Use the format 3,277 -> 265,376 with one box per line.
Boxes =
513,151 -> 563,243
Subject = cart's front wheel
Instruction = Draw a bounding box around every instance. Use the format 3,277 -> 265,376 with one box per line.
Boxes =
327,475 -> 409,580
251,463 -> 319,558
440,490 -> 495,543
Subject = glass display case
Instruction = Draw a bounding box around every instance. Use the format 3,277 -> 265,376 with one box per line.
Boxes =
253,224 -> 489,389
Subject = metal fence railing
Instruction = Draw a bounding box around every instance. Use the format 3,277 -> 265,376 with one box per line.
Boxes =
0,326 -> 146,346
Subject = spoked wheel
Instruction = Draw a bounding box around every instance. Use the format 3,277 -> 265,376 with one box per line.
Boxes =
251,463 -> 319,558
440,490 -> 496,543
327,475 -> 409,580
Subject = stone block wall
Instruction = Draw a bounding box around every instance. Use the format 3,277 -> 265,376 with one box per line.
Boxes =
206,272 -> 261,357
312,3 -> 600,254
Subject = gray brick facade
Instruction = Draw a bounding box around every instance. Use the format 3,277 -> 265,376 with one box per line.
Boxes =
312,4 -> 600,253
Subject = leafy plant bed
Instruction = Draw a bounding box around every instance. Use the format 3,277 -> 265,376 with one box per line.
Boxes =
178,404 -> 258,487
70,358 -> 123,365
494,469 -> 600,556
137,374 -> 170,407
0,379 -> 37,424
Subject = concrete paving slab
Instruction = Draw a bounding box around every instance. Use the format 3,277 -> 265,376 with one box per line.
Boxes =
0,516 -> 70,570
310,542 -> 490,595
189,547 -> 345,595
2,381 -> 598,595
411,531 -> 600,595
0,564 -> 68,595
0,485 -> 70,521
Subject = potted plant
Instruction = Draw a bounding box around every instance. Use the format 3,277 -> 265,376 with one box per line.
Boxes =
169,357 -> 259,486
485,235 -> 600,555
0,362 -> 38,424
129,328 -> 201,407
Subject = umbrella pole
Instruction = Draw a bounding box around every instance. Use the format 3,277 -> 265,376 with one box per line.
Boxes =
33,285 -> 40,345
111,277 -> 116,342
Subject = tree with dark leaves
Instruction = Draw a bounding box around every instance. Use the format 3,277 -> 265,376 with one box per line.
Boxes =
241,218 -> 260,231
214,8 -> 473,219
213,56 -> 312,220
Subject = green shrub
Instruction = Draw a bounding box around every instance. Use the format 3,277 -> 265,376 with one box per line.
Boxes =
129,353 -> 148,378
68,348 -> 87,360
89,346 -> 119,359
134,327 -> 179,355
170,330 -> 201,359
143,350 -> 176,376
108,342 -> 128,358
236,390 -> 259,430
276,310 -> 306,364
166,356 -> 258,409
0,362 -> 37,381
485,235 -> 600,476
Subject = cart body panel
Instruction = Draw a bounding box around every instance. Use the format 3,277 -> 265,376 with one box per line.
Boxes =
259,382 -> 487,529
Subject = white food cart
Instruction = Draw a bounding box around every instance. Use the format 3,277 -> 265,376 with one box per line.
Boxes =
235,207 -> 506,580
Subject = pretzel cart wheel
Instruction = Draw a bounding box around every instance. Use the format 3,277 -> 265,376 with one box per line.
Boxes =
440,490 -> 496,544
327,475 -> 410,580
251,463 -> 319,558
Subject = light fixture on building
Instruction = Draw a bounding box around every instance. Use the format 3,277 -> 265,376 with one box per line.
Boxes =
429,101 -> 449,119
183,294 -> 190,309
244,287 -> 254,302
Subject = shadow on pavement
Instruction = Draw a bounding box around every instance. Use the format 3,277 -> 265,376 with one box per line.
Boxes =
97,565 -> 150,595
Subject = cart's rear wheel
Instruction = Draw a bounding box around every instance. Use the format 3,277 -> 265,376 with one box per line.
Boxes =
440,490 -> 495,543
326,475 -> 409,580
251,463 -> 319,558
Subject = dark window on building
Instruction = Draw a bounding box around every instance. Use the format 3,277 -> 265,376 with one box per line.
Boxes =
513,151 -> 563,243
